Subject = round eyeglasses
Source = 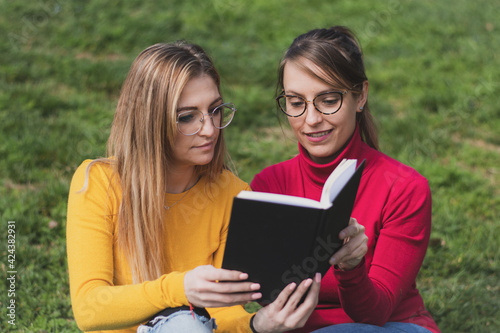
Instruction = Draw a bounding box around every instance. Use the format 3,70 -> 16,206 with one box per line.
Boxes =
276,91 -> 348,117
176,103 -> 236,136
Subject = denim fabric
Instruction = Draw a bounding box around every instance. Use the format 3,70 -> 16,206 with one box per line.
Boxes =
136,310 -> 216,333
311,322 -> 432,333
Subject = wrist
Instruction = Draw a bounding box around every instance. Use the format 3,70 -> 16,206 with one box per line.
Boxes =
250,314 -> 259,333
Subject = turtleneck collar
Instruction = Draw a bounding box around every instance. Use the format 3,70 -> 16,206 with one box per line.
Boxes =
298,124 -> 364,188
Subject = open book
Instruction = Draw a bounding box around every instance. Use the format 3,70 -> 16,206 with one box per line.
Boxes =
222,159 -> 365,304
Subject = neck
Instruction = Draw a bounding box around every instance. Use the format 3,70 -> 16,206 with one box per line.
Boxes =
165,165 -> 198,194
309,131 -> 354,164
298,124 -> 363,188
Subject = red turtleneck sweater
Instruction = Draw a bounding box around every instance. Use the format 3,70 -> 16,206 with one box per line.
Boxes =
251,126 -> 440,333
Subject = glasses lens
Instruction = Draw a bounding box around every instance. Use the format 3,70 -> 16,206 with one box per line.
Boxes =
212,103 -> 236,129
177,110 -> 203,135
278,95 -> 306,117
314,92 -> 343,114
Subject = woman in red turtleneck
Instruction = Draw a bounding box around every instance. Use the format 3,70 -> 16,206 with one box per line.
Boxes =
250,26 -> 440,333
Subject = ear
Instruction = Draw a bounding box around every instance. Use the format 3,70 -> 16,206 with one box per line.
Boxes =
356,80 -> 369,113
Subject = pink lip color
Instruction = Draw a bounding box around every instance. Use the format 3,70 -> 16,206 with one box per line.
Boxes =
304,130 -> 332,143
195,142 -> 214,150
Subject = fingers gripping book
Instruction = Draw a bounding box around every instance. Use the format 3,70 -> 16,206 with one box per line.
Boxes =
222,159 -> 365,304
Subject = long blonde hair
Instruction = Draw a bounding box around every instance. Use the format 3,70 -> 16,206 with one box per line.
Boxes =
83,42 -> 228,282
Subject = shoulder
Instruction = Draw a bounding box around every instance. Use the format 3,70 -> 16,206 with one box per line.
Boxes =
380,152 -> 426,181
69,158 -> 119,196
73,158 -> 114,176
251,156 -> 299,192
67,159 -> 121,222
365,149 -> 430,197
356,148 -> 432,227
210,169 -> 250,197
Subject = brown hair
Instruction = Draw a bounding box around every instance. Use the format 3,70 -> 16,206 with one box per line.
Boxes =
277,26 -> 379,150
82,41 -> 229,282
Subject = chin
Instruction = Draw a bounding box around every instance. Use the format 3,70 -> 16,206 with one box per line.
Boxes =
306,148 -> 339,163
197,156 -> 215,166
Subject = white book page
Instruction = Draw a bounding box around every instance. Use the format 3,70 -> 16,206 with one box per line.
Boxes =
237,159 -> 357,209
320,159 -> 357,206
237,190 -> 326,209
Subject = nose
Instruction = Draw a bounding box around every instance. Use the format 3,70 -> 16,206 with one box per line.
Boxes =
198,112 -> 217,137
304,101 -> 322,125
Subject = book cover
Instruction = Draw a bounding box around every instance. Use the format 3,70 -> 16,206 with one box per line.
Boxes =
222,159 -> 365,304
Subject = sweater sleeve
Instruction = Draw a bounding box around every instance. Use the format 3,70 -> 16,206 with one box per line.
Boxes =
334,176 -> 432,325
66,161 -> 189,331
207,179 -> 253,332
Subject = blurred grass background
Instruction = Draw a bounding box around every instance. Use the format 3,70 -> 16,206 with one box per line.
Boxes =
0,0 -> 499,331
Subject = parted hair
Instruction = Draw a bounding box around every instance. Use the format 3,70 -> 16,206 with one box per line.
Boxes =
277,26 -> 379,150
82,41 -> 228,283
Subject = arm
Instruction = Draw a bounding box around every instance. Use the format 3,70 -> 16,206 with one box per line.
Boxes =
206,276 -> 321,333
68,164 -> 261,331
67,161 -> 188,331
206,182 -> 256,332
207,178 -> 321,333
334,177 -> 432,325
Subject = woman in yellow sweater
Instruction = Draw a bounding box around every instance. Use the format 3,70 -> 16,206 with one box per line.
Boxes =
66,42 -> 320,333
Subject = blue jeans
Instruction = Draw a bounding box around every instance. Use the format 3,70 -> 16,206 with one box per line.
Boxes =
136,310 -> 216,333
311,322 -> 432,333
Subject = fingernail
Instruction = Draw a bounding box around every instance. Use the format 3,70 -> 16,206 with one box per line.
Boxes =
339,231 -> 345,239
252,293 -> 262,300
315,273 -> 321,282
251,283 -> 260,290
240,273 -> 248,279
329,257 -> 336,265
304,279 -> 313,287
289,282 -> 297,290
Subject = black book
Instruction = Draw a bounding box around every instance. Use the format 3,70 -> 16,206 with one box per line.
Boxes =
222,159 -> 365,304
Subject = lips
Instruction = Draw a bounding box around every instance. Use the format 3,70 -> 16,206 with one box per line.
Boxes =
305,129 -> 332,138
194,141 -> 214,149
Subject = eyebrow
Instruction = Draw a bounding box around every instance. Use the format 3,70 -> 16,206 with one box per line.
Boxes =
284,89 -> 342,97
177,96 -> 223,112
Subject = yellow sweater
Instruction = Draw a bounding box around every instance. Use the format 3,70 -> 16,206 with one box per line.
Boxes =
67,160 -> 253,332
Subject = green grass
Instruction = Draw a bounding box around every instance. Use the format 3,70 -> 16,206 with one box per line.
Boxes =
0,0 -> 499,332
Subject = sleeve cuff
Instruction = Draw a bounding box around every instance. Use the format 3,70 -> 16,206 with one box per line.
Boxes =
143,271 -> 189,309
333,258 -> 366,284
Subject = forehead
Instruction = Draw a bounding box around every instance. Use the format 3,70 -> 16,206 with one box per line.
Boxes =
283,59 -> 335,93
178,75 -> 220,107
